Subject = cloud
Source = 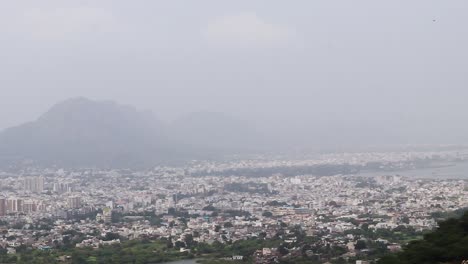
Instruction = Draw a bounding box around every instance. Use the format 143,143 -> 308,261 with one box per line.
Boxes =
202,13 -> 296,47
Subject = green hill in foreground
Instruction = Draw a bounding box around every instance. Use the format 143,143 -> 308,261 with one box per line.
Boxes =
378,211 -> 468,264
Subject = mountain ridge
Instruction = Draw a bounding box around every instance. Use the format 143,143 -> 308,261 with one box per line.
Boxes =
0,97 -> 258,168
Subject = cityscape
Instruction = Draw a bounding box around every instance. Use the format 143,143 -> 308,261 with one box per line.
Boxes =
0,149 -> 466,263
2,1 -> 468,263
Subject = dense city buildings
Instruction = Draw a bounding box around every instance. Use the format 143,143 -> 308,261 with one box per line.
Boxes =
0,149 -> 466,263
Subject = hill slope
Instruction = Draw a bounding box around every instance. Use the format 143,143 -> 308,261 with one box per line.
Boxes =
0,98 -> 262,168
379,210 -> 468,264
0,98 -> 170,168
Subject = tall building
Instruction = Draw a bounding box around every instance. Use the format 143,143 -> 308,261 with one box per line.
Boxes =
0,198 -> 6,216
7,198 -> 23,213
67,196 -> 82,209
23,200 -> 38,213
53,182 -> 74,194
102,207 -> 112,223
23,176 -> 44,193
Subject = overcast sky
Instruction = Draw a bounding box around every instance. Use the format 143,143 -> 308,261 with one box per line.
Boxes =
1,1 -> 468,146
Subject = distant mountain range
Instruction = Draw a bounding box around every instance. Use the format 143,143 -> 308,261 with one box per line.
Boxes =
0,97 -> 259,168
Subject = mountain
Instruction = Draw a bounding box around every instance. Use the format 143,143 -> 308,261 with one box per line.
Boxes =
0,97 -> 170,168
0,98 -> 261,168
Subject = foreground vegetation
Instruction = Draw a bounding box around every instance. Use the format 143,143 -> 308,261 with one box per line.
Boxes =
0,237 -> 284,264
378,211 -> 468,264
0,239 -> 190,264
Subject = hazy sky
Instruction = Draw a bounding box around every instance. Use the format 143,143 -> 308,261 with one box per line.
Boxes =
1,1 -> 468,145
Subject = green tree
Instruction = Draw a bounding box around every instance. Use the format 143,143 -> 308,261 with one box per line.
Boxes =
355,240 -> 367,250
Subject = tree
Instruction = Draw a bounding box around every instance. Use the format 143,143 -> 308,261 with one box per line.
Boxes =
355,240 -> 367,250
184,234 -> 194,248
401,216 -> 410,224
169,221 -> 175,227
179,217 -> 188,226
378,212 -> 468,263
174,241 -> 186,249
166,237 -> 173,249
103,232 -> 120,241
278,245 -> 290,255
262,211 -> 273,217
203,205 -> 216,211
168,207 -> 176,215
377,255 -> 399,264
361,223 -> 369,231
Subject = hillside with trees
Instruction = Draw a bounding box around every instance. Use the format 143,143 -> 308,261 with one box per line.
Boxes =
378,211 -> 468,264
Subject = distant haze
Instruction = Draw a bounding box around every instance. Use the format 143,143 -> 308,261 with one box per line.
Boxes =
1,1 -> 468,148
